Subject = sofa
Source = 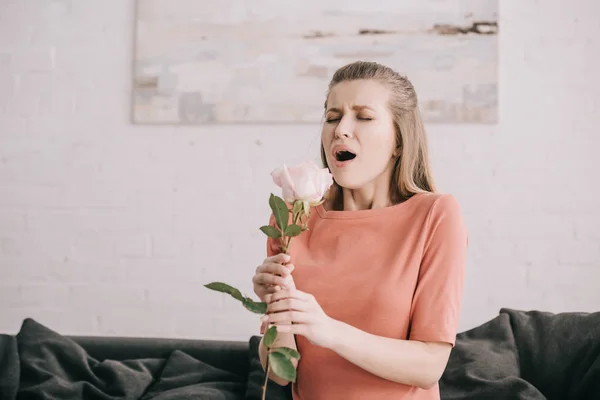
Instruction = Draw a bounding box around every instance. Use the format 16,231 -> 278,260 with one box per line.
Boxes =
1,308 -> 600,399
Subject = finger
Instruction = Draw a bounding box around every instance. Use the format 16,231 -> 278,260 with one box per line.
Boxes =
272,274 -> 295,288
255,272 -> 295,290
265,253 -> 291,265
252,273 -> 289,287
265,285 -> 279,294
269,288 -> 312,304
257,262 -> 295,277
264,311 -> 312,325
273,324 -> 307,336
267,298 -> 309,313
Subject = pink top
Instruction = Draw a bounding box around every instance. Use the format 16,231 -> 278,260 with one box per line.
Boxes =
266,192 -> 468,400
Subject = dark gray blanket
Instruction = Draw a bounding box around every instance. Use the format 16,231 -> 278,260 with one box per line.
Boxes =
440,308 -> 600,400
0,318 -> 245,400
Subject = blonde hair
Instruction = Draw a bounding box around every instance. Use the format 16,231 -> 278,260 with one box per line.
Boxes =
320,61 -> 436,210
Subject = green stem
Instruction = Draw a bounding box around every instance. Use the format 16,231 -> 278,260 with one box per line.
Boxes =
262,351 -> 271,400
281,202 -> 309,254
282,208 -> 303,252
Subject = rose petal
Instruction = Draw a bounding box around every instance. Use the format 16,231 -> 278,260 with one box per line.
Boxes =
294,174 -> 319,201
281,165 -> 297,203
270,168 -> 284,187
273,161 -> 332,203
319,169 -> 333,195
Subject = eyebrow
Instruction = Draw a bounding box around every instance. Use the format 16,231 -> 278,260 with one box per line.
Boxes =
326,105 -> 375,113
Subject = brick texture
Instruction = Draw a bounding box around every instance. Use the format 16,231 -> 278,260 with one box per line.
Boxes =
0,0 -> 599,339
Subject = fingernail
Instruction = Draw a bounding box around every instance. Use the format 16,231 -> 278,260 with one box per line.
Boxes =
287,264 -> 295,271
260,315 -> 268,322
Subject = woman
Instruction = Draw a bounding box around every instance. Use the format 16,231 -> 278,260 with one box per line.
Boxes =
252,61 -> 468,400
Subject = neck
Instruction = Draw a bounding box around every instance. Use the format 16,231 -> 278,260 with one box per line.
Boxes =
341,185 -> 391,211
341,163 -> 395,211
325,160 -> 398,212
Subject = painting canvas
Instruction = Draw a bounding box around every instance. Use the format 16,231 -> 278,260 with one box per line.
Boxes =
132,0 -> 498,124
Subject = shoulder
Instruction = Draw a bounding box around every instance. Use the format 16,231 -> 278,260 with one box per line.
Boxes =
403,192 -> 463,219
407,192 -> 465,230
419,193 -> 467,242
424,193 -> 462,216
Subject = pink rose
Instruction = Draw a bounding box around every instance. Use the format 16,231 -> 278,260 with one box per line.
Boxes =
271,161 -> 333,204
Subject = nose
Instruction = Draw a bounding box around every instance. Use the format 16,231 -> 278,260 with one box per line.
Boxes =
334,116 -> 354,139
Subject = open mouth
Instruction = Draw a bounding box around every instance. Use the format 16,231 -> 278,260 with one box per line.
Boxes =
335,150 -> 356,162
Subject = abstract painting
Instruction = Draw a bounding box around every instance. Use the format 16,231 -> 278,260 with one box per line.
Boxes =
133,0 -> 498,124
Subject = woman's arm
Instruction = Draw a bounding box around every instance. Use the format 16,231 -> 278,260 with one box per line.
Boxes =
267,289 -> 452,389
328,319 -> 452,389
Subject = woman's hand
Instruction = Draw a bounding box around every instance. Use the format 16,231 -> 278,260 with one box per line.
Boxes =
252,253 -> 295,303
261,288 -> 338,349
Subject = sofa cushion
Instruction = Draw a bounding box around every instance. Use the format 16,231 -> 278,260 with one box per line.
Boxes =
4,318 -> 246,400
71,334 -> 249,378
140,349 -> 245,399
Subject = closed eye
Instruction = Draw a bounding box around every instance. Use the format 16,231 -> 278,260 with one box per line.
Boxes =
326,117 -> 373,123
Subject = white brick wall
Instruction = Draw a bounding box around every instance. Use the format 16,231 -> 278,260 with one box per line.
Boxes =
1,0 -> 599,340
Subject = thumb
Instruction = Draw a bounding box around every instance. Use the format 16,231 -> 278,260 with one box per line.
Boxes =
285,275 -> 296,289
274,253 -> 291,263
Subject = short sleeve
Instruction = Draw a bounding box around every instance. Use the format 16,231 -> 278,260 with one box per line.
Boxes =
408,194 -> 468,346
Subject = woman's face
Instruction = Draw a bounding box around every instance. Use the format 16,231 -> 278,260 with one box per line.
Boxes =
321,79 -> 397,190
